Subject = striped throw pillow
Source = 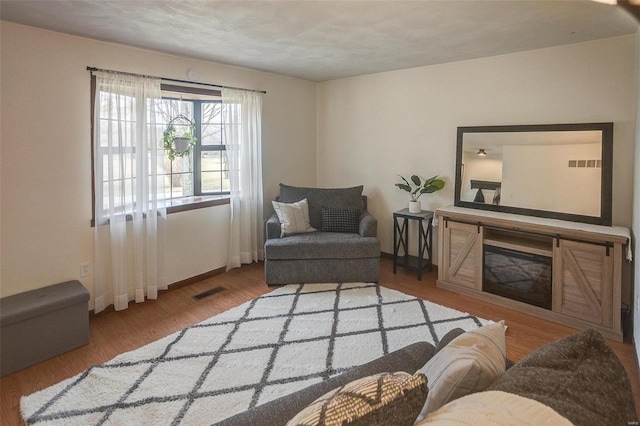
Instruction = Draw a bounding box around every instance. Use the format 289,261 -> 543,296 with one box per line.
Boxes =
272,198 -> 316,237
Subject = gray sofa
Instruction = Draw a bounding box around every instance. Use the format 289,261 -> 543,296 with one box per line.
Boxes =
218,328 -> 637,426
218,329 -> 463,426
264,184 -> 381,285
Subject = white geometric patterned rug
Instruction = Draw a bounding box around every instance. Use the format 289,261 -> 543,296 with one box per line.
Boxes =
21,283 -> 490,425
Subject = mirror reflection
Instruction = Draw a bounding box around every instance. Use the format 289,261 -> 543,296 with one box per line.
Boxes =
454,123 -> 613,225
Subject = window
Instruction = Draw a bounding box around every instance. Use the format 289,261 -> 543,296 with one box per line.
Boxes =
156,96 -> 230,200
91,78 -> 230,223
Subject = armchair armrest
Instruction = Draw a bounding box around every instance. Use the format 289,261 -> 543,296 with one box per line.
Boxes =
359,211 -> 377,237
266,213 -> 282,240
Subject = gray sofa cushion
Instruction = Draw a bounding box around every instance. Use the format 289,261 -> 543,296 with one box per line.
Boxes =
279,184 -> 364,229
265,232 -> 380,260
487,328 -> 637,426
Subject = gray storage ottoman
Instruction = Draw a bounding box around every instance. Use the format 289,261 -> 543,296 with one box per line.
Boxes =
0,280 -> 90,376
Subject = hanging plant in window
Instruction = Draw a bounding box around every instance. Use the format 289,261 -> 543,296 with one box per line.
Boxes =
163,114 -> 197,161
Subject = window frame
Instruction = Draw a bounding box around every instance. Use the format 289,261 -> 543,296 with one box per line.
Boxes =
190,99 -> 230,197
90,77 -> 230,226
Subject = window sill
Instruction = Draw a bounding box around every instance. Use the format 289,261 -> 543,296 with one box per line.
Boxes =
91,196 -> 230,226
165,195 -> 230,214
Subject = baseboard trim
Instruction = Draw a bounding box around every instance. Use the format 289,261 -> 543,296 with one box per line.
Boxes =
89,266 -> 227,318
168,266 -> 227,290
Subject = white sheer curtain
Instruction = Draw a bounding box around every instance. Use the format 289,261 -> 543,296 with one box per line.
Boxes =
222,88 -> 264,270
93,71 -> 167,313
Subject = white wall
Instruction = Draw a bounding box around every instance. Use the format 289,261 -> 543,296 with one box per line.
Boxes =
317,35 -> 636,300
0,22 -> 317,306
501,143 -> 601,216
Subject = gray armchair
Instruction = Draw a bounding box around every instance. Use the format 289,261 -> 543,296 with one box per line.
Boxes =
264,184 -> 381,285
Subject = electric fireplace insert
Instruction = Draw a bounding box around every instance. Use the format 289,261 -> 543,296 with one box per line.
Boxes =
483,245 -> 552,310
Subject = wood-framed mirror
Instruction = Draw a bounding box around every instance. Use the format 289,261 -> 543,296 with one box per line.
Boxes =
454,122 -> 613,226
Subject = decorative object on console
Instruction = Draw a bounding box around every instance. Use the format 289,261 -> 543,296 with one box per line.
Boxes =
395,175 -> 445,213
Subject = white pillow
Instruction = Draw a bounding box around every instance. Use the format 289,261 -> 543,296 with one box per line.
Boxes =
415,390 -> 572,426
415,321 -> 507,421
272,198 -> 316,237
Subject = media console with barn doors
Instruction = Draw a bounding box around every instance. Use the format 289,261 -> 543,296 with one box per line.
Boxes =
436,206 -> 630,341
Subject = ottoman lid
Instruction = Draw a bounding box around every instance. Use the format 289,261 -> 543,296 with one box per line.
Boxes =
1,280 -> 89,326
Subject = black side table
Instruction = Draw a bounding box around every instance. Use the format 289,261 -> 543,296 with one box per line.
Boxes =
393,209 -> 434,281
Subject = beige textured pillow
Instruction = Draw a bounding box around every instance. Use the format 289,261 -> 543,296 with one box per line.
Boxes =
272,198 -> 316,237
415,321 -> 506,421
286,372 -> 428,426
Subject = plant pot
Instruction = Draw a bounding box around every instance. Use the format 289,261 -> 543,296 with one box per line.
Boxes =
173,137 -> 191,154
409,201 -> 421,213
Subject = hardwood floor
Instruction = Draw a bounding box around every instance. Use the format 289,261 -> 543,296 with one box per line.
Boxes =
2,258 -> 638,424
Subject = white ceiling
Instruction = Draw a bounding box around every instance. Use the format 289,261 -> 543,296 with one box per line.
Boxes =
1,1 -> 637,82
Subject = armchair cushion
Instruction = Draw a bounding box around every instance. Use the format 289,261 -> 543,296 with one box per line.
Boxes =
266,232 -> 380,260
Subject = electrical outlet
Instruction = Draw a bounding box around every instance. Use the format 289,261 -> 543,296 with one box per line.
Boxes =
80,262 -> 90,277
